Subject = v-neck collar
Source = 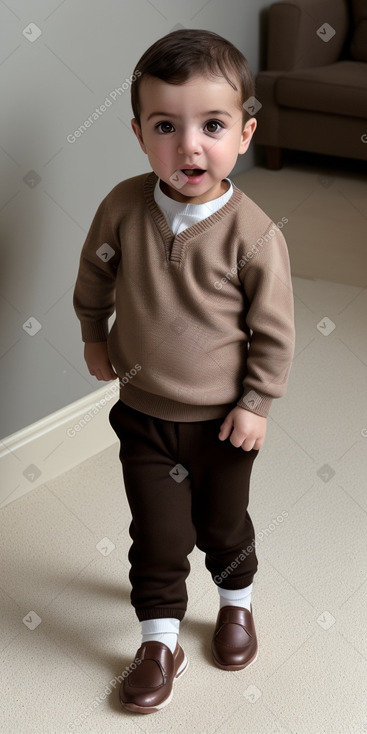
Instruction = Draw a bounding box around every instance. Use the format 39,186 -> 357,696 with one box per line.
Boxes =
143,171 -> 244,264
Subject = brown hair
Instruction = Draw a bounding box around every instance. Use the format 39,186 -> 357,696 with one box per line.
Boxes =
131,28 -> 254,129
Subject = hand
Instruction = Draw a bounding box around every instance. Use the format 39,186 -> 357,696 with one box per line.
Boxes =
218,406 -> 267,451
84,342 -> 117,381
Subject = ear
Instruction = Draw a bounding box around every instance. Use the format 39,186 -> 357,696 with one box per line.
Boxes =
131,118 -> 147,154
238,117 -> 257,155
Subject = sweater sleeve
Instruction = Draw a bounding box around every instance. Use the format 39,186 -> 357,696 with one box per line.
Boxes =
236,226 -> 295,418
73,193 -> 121,342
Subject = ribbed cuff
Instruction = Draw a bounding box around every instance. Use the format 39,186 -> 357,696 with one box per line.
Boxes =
136,607 -> 186,622
80,320 -> 109,342
237,389 -> 273,417
214,574 -> 256,590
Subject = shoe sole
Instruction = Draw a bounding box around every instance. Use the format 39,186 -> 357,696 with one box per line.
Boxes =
212,647 -> 258,671
120,653 -> 189,714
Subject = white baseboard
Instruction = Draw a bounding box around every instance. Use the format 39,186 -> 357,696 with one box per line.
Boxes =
0,381 -> 120,508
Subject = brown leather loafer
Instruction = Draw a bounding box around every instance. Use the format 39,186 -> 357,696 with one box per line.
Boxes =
212,605 -> 258,671
119,640 -> 188,714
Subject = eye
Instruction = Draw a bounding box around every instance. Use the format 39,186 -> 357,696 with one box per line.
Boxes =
205,120 -> 224,133
155,122 -> 175,134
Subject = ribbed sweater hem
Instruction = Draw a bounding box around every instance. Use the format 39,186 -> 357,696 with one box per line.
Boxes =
118,382 -> 236,422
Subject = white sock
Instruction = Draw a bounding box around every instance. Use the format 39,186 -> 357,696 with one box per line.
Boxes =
218,582 -> 253,611
141,618 -> 180,654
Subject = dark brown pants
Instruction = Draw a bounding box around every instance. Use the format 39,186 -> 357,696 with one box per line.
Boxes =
109,399 -> 259,622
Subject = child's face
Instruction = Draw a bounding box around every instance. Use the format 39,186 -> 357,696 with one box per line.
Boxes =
131,74 -> 256,204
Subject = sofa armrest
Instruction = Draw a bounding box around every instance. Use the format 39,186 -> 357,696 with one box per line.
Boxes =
267,0 -> 350,71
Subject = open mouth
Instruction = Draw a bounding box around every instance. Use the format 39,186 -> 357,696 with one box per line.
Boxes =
181,169 -> 206,176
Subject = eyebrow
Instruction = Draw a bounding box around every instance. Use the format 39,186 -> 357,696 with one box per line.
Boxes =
146,110 -> 233,121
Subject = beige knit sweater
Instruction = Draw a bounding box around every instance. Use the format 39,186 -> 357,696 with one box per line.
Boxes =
73,171 -> 295,421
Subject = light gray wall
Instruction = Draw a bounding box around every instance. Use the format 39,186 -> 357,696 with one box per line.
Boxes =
0,0 -> 270,438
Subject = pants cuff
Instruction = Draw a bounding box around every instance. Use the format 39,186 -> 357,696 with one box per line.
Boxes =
213,574 -> 255,590
136,607 -> 186,622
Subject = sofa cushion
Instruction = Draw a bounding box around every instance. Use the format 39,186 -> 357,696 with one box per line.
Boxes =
349,0 -> 367,61
275,61 -> 367,118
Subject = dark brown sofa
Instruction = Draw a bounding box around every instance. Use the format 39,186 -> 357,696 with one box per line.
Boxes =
254,0 -> 367,168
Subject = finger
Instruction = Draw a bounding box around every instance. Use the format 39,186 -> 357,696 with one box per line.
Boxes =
103,363 -> 116,380
218,418 -> 231,440
101,371 -> 112,381
98,365 -> 114,381
96,368 -> 110,381
229,428 -> 245,448
241,438 -> 255,452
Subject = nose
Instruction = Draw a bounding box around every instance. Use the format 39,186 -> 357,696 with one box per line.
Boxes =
177,126 -> 203,156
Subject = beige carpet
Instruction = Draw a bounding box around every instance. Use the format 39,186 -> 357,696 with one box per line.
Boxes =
233,156 -> 367,288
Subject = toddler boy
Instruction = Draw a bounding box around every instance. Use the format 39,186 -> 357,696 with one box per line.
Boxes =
73,28 -> 295,714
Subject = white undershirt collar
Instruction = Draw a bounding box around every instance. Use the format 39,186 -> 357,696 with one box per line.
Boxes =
154,177 -> 233,236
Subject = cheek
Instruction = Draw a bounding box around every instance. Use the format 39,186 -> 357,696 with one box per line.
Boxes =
207,138 -> 234,162
213,131 -> 241,158
147,136 -> 172,160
